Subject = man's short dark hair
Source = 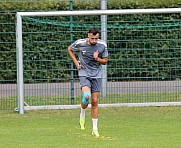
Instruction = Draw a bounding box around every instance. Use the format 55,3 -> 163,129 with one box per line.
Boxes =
88,28 -> 100,35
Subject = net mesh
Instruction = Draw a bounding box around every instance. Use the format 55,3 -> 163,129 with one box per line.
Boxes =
20,13 -> 181,107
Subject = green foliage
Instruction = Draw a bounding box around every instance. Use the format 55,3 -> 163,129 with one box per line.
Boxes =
0,0 -> 181,83
107,13 -> 181,80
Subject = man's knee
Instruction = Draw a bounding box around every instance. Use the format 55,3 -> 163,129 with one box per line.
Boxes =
82,91 -> 91,105
91,98 -> 98,107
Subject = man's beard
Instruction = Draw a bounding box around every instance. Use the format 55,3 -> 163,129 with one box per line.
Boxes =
90,42 -> 96,46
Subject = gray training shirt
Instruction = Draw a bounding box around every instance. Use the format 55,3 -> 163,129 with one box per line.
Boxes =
70,38 -> 108,78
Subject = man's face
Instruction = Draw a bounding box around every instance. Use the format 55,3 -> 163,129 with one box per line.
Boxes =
88,33 -> 99,45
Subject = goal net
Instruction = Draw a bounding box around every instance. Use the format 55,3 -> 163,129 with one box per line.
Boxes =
16,9 -> 181,114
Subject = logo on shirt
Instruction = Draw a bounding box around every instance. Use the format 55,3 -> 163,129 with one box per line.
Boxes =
82,51 -> 86,55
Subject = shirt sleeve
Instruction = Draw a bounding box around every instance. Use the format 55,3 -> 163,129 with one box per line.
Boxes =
102,43 -> 108,58
70,40 -> 80,52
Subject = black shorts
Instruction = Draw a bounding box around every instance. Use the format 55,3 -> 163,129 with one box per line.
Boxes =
79,76 -> 101,92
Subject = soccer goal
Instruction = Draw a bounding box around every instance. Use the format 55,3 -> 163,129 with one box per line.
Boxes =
16,8 -> 181,114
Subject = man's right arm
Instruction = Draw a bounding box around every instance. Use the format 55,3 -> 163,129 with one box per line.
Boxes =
68,46 -> 81,70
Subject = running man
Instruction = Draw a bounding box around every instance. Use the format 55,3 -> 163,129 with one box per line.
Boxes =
68,28 -> 108,137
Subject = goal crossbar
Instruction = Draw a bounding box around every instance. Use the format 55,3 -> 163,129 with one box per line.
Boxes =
17,8 -> 181,17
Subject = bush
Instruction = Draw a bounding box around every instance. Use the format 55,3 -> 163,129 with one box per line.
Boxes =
0,0 -> 181,83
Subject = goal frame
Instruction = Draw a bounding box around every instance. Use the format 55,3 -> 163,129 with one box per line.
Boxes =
16,8 -> 181,114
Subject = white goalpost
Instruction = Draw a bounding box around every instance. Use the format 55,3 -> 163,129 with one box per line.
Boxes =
16,8 -> 181,114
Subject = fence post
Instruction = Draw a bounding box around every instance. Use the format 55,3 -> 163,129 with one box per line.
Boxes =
69,0 -> 74,105
101,0 -> 107,97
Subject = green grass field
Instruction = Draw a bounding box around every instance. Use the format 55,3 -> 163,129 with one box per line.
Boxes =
0,106 -> 181,148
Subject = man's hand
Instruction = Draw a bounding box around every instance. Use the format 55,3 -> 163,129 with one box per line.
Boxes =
75,60 -> 81,70
93,50 -> 99,60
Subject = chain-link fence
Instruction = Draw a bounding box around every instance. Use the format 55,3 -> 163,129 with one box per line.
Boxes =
1,1 -> 181,110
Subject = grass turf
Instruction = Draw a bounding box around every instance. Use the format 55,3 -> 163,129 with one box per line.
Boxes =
0,106 -> 181,148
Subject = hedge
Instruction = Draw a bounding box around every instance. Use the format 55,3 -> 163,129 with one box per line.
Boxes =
0,0 -> 181,83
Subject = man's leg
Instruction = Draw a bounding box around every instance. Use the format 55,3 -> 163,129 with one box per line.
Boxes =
80,86 -> 91,130
91,92 -> 100,137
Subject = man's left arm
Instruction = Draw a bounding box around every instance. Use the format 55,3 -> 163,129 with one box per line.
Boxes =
95,57 -> 108,65
93,48 -> 108,65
